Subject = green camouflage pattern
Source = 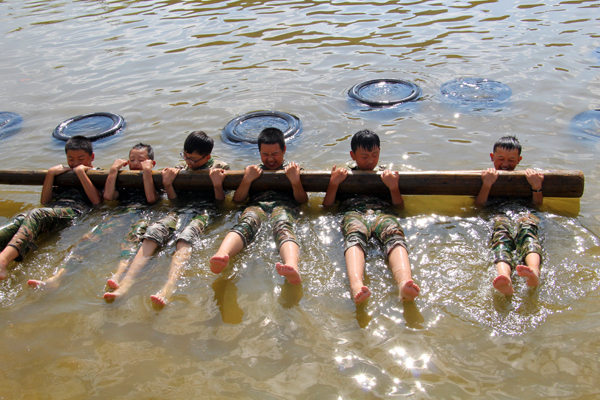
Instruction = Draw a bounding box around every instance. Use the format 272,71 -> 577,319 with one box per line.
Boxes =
491,213 -> 542,268
231,202 -> 298,250
342,210 -> 408,256
141,212 -> 178,246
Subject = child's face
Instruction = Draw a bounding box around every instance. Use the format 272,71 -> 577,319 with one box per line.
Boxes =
128,148 -> 154,171
350,146 -> 380,171
182,150 -> 210,170
490,147 -> 522,171
66,149 -> 94,169
259,143 -> 285,170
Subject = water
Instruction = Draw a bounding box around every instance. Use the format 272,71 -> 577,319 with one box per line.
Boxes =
1,0 -> 600,398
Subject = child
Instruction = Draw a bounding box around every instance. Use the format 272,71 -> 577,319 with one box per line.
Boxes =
475,135 -> 544,295
27,143 -> 159,288
210,127 -> 308,285
0,135 -> 102,280
322,129 -> 419,304
103,131 -> 228,305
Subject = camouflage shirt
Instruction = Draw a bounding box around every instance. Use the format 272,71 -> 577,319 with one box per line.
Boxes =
248,160 -> 298,205
49,167 -> 103,211
337,165 -> 394,213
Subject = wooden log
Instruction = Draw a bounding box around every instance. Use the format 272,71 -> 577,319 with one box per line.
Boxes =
0,169 -> 585,198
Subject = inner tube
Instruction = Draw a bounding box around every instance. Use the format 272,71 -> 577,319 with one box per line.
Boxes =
440,78 -> 512,105
570,110 -> 600,137
348,79 -> 421,106
0,112 -> 23,139
222,111 -> 302,144
52,112 -> 125,142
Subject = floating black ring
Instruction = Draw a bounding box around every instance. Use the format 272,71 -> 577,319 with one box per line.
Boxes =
348,79 -> 421,106
440,78 -> 512,104
222,111 -> 302,144
0,112 -> 23,140
52,112 -> 125,142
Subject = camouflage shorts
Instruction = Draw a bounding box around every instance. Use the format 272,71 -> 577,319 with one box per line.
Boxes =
0,206 -> 79,261
491,213 -> 542,268
342,210 -> 408,256
176,212 -> 210,245
230,201 -> 298,250
141,212 -> 178,247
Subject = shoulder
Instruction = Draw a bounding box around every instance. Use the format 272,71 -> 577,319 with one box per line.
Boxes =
213,160 -> 230,170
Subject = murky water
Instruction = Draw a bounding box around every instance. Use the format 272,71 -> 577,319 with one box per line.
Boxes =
1,0 -> 600,398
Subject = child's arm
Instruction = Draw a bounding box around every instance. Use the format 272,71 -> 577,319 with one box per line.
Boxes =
73,165 -> 102,205
104,159 -> 128,201
41,164 -> 71,205
475,168 -> 498,205
141,159 -> 159,204
322,165 -> 348,207
233,165 -> 262,202
209,168 -> 228,202
161,167 -> 180,200
284,162 -> 308,204
381,169 -> 404,208
526,169 -> 544,205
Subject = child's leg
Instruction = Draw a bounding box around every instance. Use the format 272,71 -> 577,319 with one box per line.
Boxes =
374,213 -> 420,301
151,214 -> 208,306
108,218 -> 150,289
0,213 -> 25,251
210,206 -> 266,274
27,268 -> 67,288
272,205 -> 302,284
151,240 -> 192,306
490,216 -> 516,295
0,246 -> 20,280
342,211 -> 371,303
515,213 -> 542,287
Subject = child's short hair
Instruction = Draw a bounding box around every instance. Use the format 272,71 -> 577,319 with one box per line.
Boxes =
130,142 -> 154,160
183,131 -> 213,156
65,135 -> 93,155
493,135 -> 522,155
351,129 -> 380,152
257,128 -> 285,151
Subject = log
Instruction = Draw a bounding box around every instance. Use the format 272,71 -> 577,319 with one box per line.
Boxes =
0,169 -> 585,198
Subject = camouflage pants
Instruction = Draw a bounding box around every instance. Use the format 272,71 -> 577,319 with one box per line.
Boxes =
0,206 -> 79,261
141,211 -> 208,247
491,213 -> 542,268
342,210 -> 408,256
230,201 -> 298,250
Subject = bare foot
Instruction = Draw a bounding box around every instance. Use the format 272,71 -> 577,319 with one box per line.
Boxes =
400,280 -> 420,302
275,262 -> 302,285
0,264 -> 7,280
103,292 -> 119,302
516,264 -> 540,287
493,274 -> 514,295
150,294 -> 166,307
352,286 -> 371,304
210,253 -> 229,274
27,279 -> 45,288
106,279 -> 119,290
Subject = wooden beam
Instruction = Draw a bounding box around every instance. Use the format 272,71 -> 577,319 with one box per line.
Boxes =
0,169 -> 585,198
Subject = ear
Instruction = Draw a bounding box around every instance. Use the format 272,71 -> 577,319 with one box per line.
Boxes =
91,152 -> 95,162
489,152 -> 494,161
282,145 -> 287,154
350,150 -> 356,161
152,160 -> 156,167
517,156 -> 522,164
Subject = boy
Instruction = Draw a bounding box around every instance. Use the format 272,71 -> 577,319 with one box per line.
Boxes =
475,135 -> 544,295
209,127 -> 307,285
103,131 -> 228,305
322,129 -> 419,304
0,135 -> 101,280
27,143 -> 159,288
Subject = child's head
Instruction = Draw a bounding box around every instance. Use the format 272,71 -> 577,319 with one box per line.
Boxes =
350,129 -> 380,171
128,143 -> 155,171
490,135 -> 522,171
64,135 -> 94,168
181,131 -> 213,169
257,128 -> 286,170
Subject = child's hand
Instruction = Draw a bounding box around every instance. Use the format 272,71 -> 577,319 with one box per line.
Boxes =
141,159 -> 154,172
481,168 -> 499,186
48,164 -> 71,176
381,169 -> 400,190
244,165 -> 263,182
209,168 -> 227,185
73,165 -> 92,175
111,159 -> 129,171
284,162 -> 301,184
161,167 -> 180,186
330,165 -> 348,185
525,168 -> 544,190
